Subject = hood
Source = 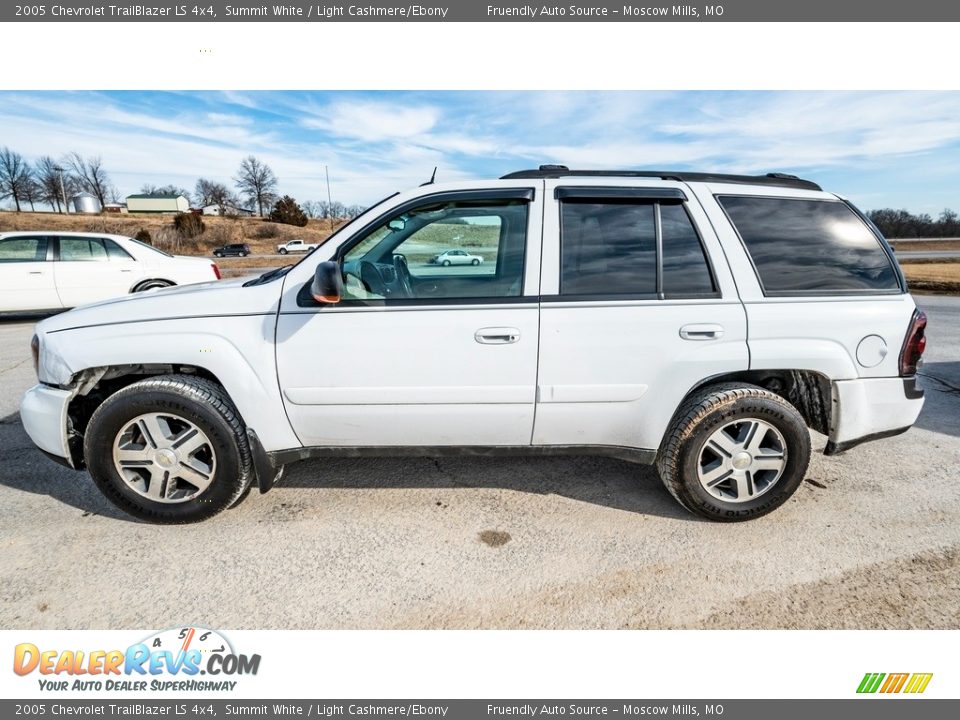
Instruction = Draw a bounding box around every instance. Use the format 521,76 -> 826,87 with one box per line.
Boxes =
36,276 -> 279,334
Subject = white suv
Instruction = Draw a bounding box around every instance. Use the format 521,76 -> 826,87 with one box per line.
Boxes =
20,167 -> 927,523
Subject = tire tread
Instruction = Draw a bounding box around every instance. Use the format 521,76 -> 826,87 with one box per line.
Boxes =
656,382 -> 808,520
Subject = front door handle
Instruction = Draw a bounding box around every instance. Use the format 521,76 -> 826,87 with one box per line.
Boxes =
680,323 -> 724,340
475,327 -> 521,345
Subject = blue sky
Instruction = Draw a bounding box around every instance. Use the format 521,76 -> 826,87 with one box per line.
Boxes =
1,90 -> 959,213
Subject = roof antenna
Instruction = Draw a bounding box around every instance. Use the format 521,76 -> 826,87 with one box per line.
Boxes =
420,166 -> 437,186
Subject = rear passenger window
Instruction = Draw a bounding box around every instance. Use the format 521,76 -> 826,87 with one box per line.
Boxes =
560,200 -> 716,298
560,202 -> 656,296
59,237 -> 109,261
104,239 -> 134,260
718,196 -> 900,294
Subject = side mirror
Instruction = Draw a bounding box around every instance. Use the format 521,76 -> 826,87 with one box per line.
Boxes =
311,261 -> 344,303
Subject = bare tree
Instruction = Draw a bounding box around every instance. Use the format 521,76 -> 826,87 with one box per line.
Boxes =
328,200 -> 346,219
0,147 -> 32,212
234,156 -> 278,216
65,152 -> 112,206
938,208 -> 959,237
36,156 -> 69,212
195,178 -> 236,214
301,200 -> 322,219
20,176 -> 42,211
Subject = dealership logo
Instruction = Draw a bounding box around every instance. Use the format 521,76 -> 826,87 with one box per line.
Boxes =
857,672 -> 933,694
13,627 -> 260,693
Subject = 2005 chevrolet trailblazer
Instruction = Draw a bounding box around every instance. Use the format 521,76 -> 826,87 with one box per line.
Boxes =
20,168 -> 928,523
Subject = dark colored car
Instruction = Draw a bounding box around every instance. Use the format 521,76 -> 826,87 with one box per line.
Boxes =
213,244 -> 251,258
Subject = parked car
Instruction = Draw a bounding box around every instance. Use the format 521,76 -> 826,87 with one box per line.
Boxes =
429,249 -> 484,266
276,239 -> 318,255
21,167 -> 926,523
213,243 -> 251,258
0,232 -> 221,313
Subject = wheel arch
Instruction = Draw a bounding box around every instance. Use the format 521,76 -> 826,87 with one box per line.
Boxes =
130,278 -> 177,293
663,368 -> 833,452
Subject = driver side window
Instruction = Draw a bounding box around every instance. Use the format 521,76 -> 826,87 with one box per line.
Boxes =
340,198 -> 528,303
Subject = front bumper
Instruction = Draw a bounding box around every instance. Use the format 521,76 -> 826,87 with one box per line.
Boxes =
825,376 -> 925,454
20,384 -> 75,467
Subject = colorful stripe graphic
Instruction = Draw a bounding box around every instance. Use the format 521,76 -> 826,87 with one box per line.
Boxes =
857,672 -> 933,694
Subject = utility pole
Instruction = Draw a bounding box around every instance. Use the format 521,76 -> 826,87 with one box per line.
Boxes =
53,165 -> 68,214
325,165 -> 333,233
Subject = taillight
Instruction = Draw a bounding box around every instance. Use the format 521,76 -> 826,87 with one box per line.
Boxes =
899,309 -> 927,376
211,263 -> 222,280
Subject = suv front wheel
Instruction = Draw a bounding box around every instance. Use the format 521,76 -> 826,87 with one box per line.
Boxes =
657,383 -> 811,522
83,375 -> 253,523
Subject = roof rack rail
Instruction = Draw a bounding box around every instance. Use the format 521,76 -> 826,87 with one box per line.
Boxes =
500,165 -> 822,191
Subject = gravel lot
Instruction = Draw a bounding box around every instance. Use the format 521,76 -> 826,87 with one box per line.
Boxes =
1,297 -> 958,630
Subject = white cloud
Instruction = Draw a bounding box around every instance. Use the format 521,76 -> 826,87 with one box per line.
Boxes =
302,100 -> 440,141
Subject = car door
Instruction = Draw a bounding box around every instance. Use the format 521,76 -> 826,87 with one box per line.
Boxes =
53,236 -> 138,307
0,235 -> 60,311
533,179 -> 749,452
275,185 -> 543,447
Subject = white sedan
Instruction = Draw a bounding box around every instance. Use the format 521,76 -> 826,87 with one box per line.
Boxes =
0,231 -> 221,312
428,249 -> 484,266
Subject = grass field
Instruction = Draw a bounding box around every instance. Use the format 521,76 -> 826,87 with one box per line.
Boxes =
0,211 -> 346,255
902,262 -> 960,294
891,239 -> 960,252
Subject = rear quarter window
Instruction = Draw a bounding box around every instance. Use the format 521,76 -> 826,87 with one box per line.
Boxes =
717,196 -> 901,295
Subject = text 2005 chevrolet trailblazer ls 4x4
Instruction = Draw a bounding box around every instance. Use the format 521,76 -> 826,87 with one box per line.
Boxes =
21,168 -> 927,523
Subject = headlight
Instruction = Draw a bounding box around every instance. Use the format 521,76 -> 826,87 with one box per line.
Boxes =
30,334 -> 40,378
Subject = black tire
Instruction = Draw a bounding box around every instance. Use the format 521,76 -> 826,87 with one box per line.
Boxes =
656,383 -> 811,522
214,252 -> 222,258
279,248 -> 288,255
442,259 -> 451,266
83,375 -> 253,524
471,258 -> 480,266
133,280 -> 173,292
240,252 -> 248,257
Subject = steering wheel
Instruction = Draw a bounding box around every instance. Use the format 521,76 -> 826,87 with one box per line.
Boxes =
359,260 -> 389,297
393,254 -> 414,298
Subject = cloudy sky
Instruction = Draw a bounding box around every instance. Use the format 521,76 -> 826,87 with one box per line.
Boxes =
2,90 -> 959,213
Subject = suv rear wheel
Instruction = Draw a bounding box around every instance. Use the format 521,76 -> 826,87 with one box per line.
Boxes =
657,383 -> 811,522
83,375 -> 253,524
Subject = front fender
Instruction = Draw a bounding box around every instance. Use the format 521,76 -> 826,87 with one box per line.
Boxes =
40,315 -> 301,453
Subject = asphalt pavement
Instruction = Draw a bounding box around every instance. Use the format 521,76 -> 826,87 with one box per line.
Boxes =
0,297 -> 958,629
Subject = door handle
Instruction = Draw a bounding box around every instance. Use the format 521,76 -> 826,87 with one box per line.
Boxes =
680,324 -> 724,340
475,327 -> 521,344
28,271 -> 43,275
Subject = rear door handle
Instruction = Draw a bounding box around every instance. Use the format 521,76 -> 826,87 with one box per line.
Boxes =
475,327 -> 521,345
680,323 -> 724,340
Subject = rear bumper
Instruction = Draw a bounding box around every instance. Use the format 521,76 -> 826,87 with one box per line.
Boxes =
20,384 -> 75,467
825,376 -> 924,455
